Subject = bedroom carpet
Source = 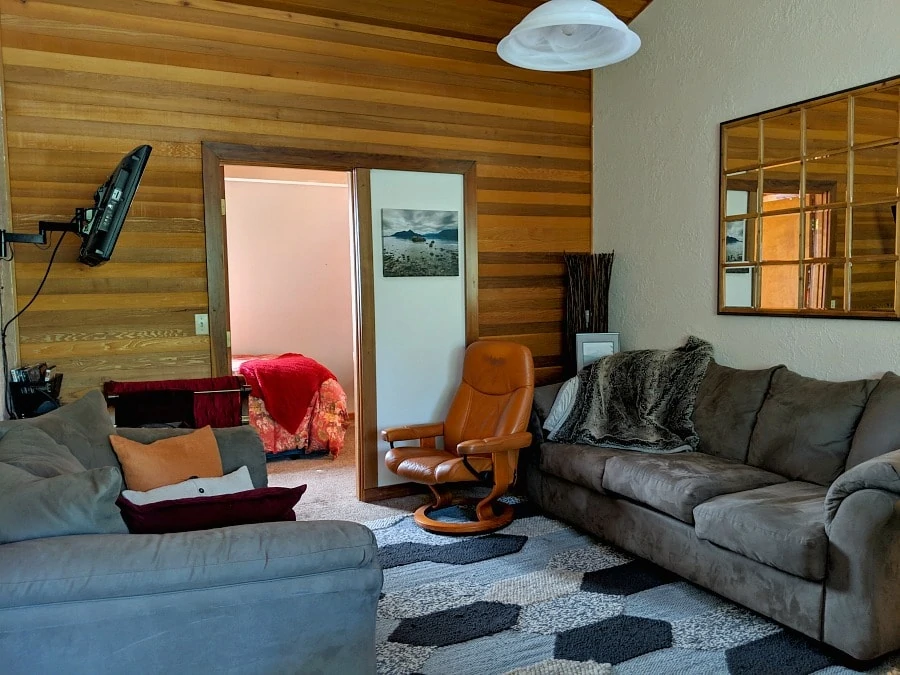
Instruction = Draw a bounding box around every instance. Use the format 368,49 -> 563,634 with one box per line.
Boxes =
266,423 -> 429,523
370,503 -> 900,675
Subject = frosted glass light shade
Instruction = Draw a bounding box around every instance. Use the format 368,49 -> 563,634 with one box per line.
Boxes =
497,0 -> 641,72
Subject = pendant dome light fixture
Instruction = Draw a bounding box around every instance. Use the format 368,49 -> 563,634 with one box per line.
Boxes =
497,0 -> 641,72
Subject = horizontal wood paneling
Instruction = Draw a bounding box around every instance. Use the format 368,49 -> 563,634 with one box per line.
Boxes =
1,0 -> 599,399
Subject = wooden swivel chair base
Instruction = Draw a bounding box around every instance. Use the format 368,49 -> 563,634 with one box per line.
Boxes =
382,341 -> 535,535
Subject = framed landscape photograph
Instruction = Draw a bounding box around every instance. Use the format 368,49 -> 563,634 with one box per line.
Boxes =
575,332 -> 620,371
381,208 -> 460,277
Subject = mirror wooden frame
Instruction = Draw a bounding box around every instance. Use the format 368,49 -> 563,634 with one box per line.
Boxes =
718,75 -> 900,319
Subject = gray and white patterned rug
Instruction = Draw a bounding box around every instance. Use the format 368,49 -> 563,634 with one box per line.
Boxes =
368,502 -> 900,675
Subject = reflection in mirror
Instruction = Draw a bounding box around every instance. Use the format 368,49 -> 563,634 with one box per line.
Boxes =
851,203 -> 897,256
806,152 -> 848,204
724,219 -> 754,262
763,111 -> 802,163
804,263 -> 845,310
721,76 -> 900,319
725,171 -> 758,213
760,213 -> 800,261
723,267 -> 754,307
726,190 -> 752,217
760,264 -> 800,309
854,143 -> 899,203
850,261 -> 896,311
805,208 -> 846,259
725,120 -> 759,170
854,86 -> 900,146
762,162 -> 802,212
806,99 -> 848,156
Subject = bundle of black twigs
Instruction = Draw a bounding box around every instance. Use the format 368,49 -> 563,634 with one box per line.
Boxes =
563,251 -> 615,375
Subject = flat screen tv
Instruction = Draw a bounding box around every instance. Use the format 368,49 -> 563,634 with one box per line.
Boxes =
77,144 -> 152,266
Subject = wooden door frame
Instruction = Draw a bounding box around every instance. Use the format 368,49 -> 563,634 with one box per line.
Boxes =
201,142 -> 478,501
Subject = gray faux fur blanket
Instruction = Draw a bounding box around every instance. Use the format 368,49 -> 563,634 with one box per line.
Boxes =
550,336 -> 713,453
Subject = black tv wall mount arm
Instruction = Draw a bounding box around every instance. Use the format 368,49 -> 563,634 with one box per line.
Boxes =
0,208 -> 91,258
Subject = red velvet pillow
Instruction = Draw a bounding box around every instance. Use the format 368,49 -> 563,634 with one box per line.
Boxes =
116,485 -> 307,534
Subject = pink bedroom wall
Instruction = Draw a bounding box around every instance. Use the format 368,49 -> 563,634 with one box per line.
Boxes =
223,165 -> 356,409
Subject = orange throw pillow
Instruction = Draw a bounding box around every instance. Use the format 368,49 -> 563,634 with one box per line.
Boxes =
109,426 -> 224,492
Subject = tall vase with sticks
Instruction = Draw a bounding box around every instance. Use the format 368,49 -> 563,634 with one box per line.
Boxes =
563,252 -> 615,376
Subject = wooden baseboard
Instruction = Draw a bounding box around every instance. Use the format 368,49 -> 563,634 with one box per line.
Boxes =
363,482 -> 428,503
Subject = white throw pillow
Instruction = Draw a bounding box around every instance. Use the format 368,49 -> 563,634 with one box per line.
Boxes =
121,465 -> 254,505
543,376 -> 580,438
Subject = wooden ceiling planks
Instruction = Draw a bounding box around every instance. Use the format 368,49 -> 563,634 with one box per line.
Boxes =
1,0 -> 596,398
222,0 -> 654,43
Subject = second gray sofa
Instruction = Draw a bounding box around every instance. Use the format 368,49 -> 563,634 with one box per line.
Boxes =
525,363 -> 900,661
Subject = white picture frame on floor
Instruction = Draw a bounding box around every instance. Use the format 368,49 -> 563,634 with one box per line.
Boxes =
575,332 -> 620,372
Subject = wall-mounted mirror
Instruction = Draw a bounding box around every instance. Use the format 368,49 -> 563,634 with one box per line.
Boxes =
719,76 -> 900,319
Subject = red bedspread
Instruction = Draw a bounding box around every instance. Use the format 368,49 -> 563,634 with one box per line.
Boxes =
238,354 -> 336,434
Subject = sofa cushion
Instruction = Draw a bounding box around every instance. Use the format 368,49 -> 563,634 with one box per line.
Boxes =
121,465 -> 255,505
543,377 -> 579,435
693,482 -> 828,581
110,426 -> 224,491
691,362 -> 783,462
0,426 -> 85,478
539,442 -> 633,494
533,382 -> 565,426
601,452 -> 788,524
0,390 -> 119,471
846,371 -> 900,471
0,463 -> 127,544
117,484 -> 306,534
748,369 -> 876,485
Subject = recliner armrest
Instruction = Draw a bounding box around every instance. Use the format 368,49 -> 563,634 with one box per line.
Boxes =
382,423 -> 444,444
456,432 -> 532,455
825,447 -> 900,534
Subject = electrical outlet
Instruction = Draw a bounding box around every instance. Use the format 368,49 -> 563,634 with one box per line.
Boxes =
194,313 -> 209,336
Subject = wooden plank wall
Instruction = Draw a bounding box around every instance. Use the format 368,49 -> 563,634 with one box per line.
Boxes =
0,0 -> 615,400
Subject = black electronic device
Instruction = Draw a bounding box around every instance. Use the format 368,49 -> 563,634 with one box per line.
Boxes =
0,144 -> 152,264
76,144 -> 152,266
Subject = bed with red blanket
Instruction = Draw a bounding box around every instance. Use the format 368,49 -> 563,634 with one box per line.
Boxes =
233,354 -> 349,458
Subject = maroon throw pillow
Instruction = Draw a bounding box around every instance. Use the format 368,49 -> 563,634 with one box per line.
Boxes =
116,485 -> 307,534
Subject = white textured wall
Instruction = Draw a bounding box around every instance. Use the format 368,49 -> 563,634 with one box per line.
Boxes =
370,170 -> 466,486
593,0 -> 900,379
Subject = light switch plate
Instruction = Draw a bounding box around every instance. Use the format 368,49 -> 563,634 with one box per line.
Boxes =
195,313 -> 210,335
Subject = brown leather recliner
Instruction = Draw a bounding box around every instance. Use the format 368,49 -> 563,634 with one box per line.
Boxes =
382,340 -> 535,534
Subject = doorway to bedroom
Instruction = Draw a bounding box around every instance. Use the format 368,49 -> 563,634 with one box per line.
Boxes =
221,165 -> 359,509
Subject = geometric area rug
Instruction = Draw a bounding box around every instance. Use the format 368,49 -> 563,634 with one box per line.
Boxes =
368,502 -> 900,675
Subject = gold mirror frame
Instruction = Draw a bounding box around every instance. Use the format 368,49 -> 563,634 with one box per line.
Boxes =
719,75 -> 900,319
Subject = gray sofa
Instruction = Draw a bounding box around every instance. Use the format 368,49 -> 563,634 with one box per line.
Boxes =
525,363 -> 900,661
0,390 -> 382,675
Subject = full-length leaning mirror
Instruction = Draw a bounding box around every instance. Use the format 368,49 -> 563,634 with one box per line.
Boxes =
719,76 -> 900,319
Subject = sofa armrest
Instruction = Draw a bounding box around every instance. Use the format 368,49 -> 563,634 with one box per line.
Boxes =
115,425 -> 267,488
0,520 -> 380,610
823,488 -> 900,659
824,448 -> 900,533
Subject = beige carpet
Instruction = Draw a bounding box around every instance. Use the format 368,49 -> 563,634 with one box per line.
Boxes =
266,423 -> 429,523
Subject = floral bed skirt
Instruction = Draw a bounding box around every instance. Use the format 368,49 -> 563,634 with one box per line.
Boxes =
248,378 -> 349,457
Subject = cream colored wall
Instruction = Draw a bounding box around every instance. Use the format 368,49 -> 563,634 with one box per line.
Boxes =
223,166 -> 356,407
593,0 -> 900,379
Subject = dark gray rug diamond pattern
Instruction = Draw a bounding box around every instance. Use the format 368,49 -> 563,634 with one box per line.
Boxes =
555,615 -> 672,664
390,601 -> 521,647
370,506 -> 900,675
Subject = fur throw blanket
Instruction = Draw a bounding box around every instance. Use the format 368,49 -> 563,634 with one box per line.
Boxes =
550,336 -> 713,453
